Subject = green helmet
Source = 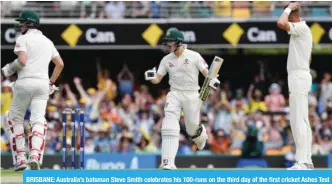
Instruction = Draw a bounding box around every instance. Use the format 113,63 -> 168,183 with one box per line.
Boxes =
15,10 -> 40,25
162,28 -> 184,42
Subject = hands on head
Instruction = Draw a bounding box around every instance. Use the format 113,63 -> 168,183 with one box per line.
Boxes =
288,2 -> 300,11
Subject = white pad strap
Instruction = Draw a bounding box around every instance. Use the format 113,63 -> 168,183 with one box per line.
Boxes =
29,121 -> 47,162
5,116 -> 26,165
191,124 -> 208,150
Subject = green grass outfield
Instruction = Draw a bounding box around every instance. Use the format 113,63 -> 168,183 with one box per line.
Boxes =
1,169 -> 331,184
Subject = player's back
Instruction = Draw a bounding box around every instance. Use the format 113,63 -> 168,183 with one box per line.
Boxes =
15,29 -> 56,80
287,21 -> 312,74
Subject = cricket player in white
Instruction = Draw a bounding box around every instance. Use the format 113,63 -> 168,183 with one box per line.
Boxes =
1,10 -> 64,171
277,2 -> 314,170
144,28 -> 220,169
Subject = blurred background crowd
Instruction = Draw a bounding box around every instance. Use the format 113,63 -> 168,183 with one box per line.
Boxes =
1,59 -> 332,158
1,1 -> 332,19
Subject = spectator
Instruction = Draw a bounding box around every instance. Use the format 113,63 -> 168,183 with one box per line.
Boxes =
247,87 -> 267,114
251,61 -> 267,95
85,137 -> 96,154
231,89 -> 249,114
1,79 -> 13,116
264,116 -> 283,151
97,61 -> 117,101
118,94 -> 137,130
135,132 -> 157,153
116,134 -> 135,153
213,100 -> 232,134
134,110 -> 155,137
117,64 -> 134,97
178,134 -> 192,155
209,129 -> 231,154
320,135 -> 332,153
129,1 -> 150,18
105,1 -> 126,19
312,135 -> 326,155
213,1 -> 232,17
80,1 -> 105,18
1,128 -> 9,152
265,83 -> 285,112
151,1 -> 167,18
241,127 -> 263,158
318,73 -> 332,113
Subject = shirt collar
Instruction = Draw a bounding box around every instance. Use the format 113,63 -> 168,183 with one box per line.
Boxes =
27,29 -> 42,34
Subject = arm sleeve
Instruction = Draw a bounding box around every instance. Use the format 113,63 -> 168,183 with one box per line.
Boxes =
51,44 -> 60,59
14,36 -> 27,55
287,22 -> 303,36
196,53 -> 208,72
157,57 -> 167,76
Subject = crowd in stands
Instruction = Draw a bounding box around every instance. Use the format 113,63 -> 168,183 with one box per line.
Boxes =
1,60 -> 332,158
1,1 -> 332,19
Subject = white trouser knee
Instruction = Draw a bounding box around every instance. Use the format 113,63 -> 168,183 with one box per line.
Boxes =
5,115 -> 26,165
29,121 -> 47,164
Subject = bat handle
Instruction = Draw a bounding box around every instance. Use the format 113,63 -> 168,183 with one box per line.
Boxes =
201,87 -> 211,101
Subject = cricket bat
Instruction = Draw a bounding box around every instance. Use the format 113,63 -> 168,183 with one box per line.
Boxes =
199,56 -> 224,101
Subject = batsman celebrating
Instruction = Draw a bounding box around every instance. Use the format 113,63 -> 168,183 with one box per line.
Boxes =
1,10 -> 64,171
145,28 -> 221,169
277,2 -> 314,169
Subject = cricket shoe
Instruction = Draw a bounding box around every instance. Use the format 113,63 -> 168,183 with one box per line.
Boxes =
160,164 -> 177,170
28,155 -> 40,170
192,124 -> 208,150
14,160 -> 28,172
287,162 -> 314,170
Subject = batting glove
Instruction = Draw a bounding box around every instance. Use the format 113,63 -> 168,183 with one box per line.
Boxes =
209,75 -> 220,90
1,64 -> 15,77
144,67 -> 157,81
49,82 -> 59,95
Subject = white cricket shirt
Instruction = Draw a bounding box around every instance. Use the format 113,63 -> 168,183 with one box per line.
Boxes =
287,21 -> 312,73
157,47 -> 208,91
14,29 -> 59,80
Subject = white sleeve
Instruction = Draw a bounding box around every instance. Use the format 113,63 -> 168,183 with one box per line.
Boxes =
287,22 -> 303,36
196,53 -> 208,72
13,36 -> 27,55
51,44 -> 60,59
157,57 -> 167,76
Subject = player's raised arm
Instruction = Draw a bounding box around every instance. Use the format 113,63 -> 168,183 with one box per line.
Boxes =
145,58 -> 166,84
277,2 -> 300,32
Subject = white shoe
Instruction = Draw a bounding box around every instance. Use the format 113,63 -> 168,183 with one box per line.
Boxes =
28,155 -> 40,170
287,162 -> 314,170
14,160 -> 28,172
160,164 -> 177,170
192,124 -> 208,150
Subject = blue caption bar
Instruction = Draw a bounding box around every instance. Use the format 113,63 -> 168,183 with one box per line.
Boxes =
24,170 -> 332,184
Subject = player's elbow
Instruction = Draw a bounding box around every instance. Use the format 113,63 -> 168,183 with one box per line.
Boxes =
277,21 -> 287,30
52,56 -> 64,69
58,62 -> 64,69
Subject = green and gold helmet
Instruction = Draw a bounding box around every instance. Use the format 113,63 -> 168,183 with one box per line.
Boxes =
15,10 -> 40,25
162,28 -> 184,42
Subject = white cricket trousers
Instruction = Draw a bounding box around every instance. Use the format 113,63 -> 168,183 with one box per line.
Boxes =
10,78 -> 49,123
288,70 -> 312,164
163,90 -> 201,136
7,78 -> 49,165
161,90 -> 201,167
